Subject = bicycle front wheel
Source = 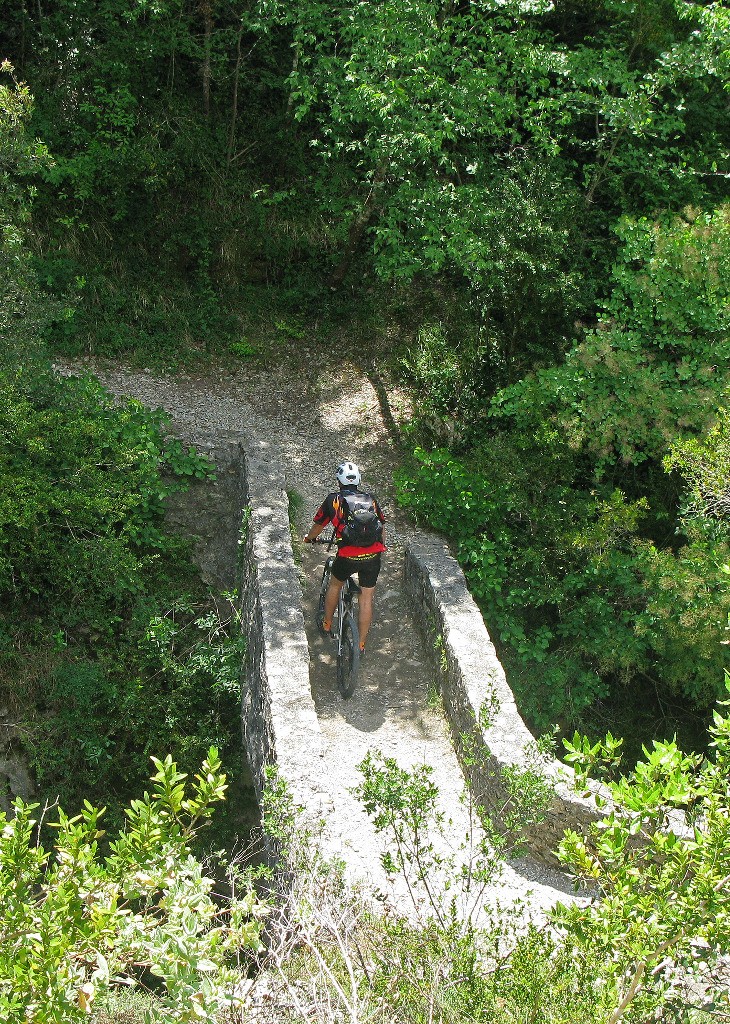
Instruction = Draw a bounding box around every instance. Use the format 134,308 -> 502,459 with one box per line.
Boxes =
317,558 -> 333,634
337,612 -> 360,699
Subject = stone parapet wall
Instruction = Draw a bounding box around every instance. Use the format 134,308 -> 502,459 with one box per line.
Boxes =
0,726 -> 35,816
237,440 -> 329,838
403,535 -> 609,865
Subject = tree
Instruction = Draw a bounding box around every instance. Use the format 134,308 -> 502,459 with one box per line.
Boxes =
278,0 -> 584,334
0,363 -> 214,623
492,206 -> 730,470
0,62 -> 53,358
397,208 -> 730,727
666,412 -> 730,521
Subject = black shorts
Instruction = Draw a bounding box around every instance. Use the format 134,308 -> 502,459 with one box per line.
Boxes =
331,554 -> 382,588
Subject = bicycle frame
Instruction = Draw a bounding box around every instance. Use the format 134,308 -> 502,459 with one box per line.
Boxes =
311,533 -> 360,697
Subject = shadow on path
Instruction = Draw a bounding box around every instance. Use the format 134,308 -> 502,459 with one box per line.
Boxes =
302,545 -> 435,737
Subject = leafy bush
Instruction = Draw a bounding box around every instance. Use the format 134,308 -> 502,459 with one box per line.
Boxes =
0,63 -> 55,361
258,754 -> 603,1024
397,211 -> 730,735
257,719 -> 730,1024
0,359 -> 214,625
397,441 -> 730,734
556,679 -> 730,1021
20,601 -> 246,822
0,352 -> 252,825
492,208 -> 730,470
0,749 -> 265,1023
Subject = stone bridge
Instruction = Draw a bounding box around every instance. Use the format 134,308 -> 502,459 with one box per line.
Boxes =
236,436 -> 608,893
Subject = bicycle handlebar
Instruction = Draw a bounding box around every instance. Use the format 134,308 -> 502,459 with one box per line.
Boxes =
304,532 -> 337,548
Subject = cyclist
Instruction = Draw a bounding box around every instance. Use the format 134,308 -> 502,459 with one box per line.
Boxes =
303,461 -> 386,653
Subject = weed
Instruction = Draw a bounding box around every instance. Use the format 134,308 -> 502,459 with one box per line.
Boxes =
427,676 -> 442,710
229,338 -> 257,358
434,633 -> 448,676
287,488 -> 306,563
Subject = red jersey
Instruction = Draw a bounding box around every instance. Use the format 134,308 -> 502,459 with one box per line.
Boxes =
313,487 -> 386,558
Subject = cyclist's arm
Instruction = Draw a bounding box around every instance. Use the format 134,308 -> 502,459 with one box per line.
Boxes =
304,499 -> 333,543
304,522 -> 327,543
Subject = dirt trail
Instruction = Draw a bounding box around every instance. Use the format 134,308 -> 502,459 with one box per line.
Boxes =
58,353 -> 578,920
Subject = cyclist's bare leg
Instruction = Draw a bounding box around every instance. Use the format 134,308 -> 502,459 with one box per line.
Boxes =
358,586 -> 375,648
323,576 -> 345,630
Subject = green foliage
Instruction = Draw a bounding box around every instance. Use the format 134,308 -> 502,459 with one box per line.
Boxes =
355,915 -> 608,1024
397,447 -> 635,725
2,0 -> 298,363
351,716 -> 730,1023
244,0 -> 730,375
0,749 -> 265,1023
144,601 -> 245,700
3,7 -> 730,984
490,926 -> 604,1024
0,359 -> 214,623
229,338 -> 257,359
257,764 -> 601,1024
4,0 -> 729,374
555,683 -> 730,1021
19,598 -> 246,830
0,62 -> 55,360
398,441 -> 730,730
632,524 -> 730,706
399,321 -> 491,443
263,0 -> 592,361
355,743 -> 550,929
493,208 -> 730,469
666,411 -> 730,521
258,738 -> 728,1024
563,730 -> 624,790
356,750 -> 446,921
398,211 -> 730,732
0,350 -> 246,826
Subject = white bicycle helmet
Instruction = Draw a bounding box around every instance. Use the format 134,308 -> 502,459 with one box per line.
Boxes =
336,461 -> 361,486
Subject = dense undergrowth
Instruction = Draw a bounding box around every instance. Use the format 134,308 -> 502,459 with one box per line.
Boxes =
394,208 -> 730,758
0,347 -> 248,835
11,714 -> 724,1024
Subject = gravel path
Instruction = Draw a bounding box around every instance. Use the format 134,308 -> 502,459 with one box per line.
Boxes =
57,353 -> 579,924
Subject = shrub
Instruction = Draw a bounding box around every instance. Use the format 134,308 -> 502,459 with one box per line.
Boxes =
0,749 -> 265,1023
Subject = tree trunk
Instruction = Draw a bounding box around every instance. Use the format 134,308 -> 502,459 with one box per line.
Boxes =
326,164 -> 388,289
200,0 -> 213,118
227,21 -> 244,165
286,43 -> 300,117
325,206 -> 378,290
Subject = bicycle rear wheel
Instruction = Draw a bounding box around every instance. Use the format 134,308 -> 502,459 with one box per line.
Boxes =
337,611 -> 360,698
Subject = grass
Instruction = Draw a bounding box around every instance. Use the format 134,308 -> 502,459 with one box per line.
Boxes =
92,987 -> 154,1023
287,487 -> 307,566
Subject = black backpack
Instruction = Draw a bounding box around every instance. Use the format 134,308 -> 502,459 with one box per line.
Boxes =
339,491 -> 382,547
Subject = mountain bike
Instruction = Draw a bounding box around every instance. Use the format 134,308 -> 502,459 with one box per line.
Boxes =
311,535 -> 360,698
